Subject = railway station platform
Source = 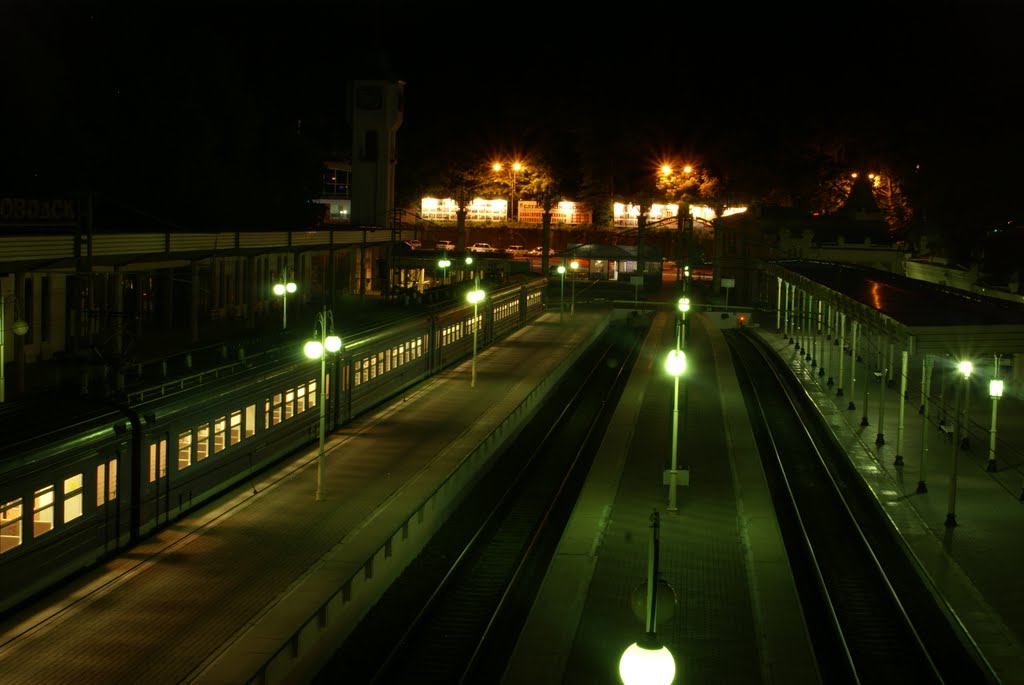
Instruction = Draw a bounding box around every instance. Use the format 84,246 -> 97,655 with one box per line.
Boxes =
0,307 -> 613,684
503,310 -> 1024,685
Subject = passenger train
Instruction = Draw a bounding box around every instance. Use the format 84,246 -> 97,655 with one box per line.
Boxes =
0,276 -> 548,616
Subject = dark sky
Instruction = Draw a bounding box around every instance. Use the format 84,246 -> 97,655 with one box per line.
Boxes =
3,2 -> 1023,228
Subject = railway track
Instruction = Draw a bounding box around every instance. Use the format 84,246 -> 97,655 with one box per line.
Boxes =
315,316 -> 648,684
727,328 -> 996,685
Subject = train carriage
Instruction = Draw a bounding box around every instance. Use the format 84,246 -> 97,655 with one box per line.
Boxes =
0,275 -> 549,616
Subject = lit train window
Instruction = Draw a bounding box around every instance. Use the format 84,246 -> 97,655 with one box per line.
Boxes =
264,399 -> 270,430
63,474 -> 84,523
196,423 -> 210,461
213,416 -> 227,453
33,485 -> 55,538
107,458 -> 117,501
284,390 -> 295,420
1,498 -> 23,553
309,379 -> 318,407
148,438 -> 167,482
97,458 -> 118,505
271,392 -> 284,425
245,404 -> 256,438
178,429 -> 193,470
230,410 -> 243,444
96,464 -> 106,505
325,371 -> 332,398
296,387 -> 306,414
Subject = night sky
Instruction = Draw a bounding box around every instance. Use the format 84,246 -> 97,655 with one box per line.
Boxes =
3,2 -> 1022,232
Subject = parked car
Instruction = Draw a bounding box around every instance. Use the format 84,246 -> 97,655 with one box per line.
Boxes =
434,240 -> 456,251
469,242 -> 498,253
527,246 -> 556,256
405,239 -> 422,250
505,244 -> 528,257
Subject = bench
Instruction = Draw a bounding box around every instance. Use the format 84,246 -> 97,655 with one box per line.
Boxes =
873,371 -> 883,381
938,422 -> 953,440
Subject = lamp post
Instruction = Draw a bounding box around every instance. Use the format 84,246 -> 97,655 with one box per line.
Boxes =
677,297 -> 690,350
569,259 -> 579,315
467,278 -> 485,388
492,161 -> 523,221
945,359 -> 972,528
465,255 -> 474,281
272,274 -> 297,330
665,348 -> 687,512
619,510 -> 676,685
438,257 -> 451,286
0,294 -> 30,403
557,264 -> 566,323
988,362 -> 1003,473
304,307 -> 342,501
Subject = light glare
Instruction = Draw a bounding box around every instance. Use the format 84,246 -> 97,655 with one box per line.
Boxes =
304,340 -> 324,359
618,641 -> 676,685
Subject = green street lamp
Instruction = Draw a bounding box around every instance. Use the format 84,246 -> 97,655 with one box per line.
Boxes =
557,264 -> 566,323
273,275 -> 297,330
438,257 -> 451,286
677,297 -> 690,350
619,510 -> 676,685
465,255 -> 474,280
304,307 -> 342,501
988,371 -> 1003,473
945,359 -> 972,527
467,279 -> 485,388
665,348 -> 687,512
569,259 -> 579,315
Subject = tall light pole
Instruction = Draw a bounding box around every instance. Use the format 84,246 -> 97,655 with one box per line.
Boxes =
557,264 -> 566,323
438,257 -> 451,286
988,360 -> 1003,473
493,160 -> 523,221
0,294 -> 30,403
272,274 -> 297,330
304,307 -> 342,501
569,259 -> 579,315
945,359 -> 972,528
677,297 -> 690,350
467,278 -> 485,388
465,255 -> 474,281
619,510 -> 676,685
665,348 -> 687,512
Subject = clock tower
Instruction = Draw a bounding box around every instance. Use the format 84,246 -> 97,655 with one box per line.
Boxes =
350,79 -> 404,229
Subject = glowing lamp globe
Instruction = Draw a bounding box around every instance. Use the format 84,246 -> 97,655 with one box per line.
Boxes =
665,349 -> 686,377
324,335 -> 342,353
678,297 -> 690,313
304,340 -> 324,359
619,638 -> 676,685
12,319 -> 29,336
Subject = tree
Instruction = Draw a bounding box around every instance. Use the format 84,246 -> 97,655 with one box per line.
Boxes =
515,160 -> 561,273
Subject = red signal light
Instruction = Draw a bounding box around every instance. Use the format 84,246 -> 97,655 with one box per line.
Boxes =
738,315 -> 746,326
